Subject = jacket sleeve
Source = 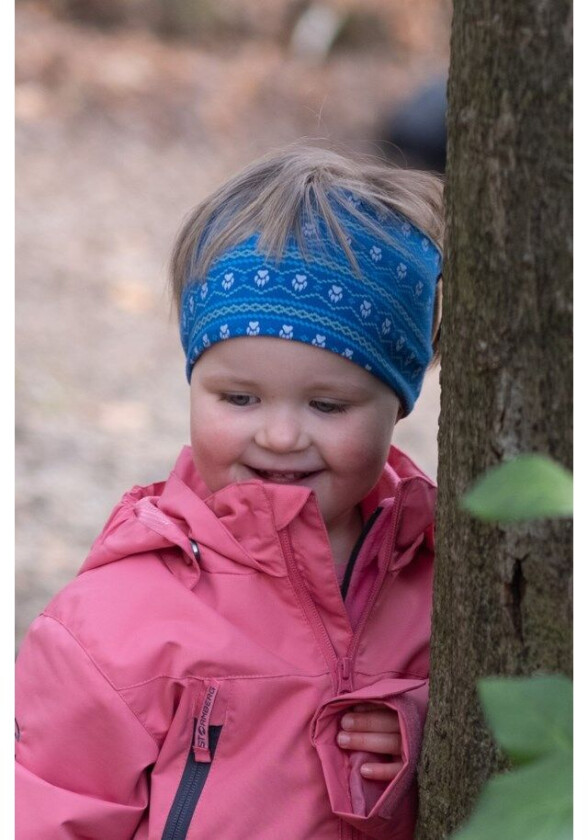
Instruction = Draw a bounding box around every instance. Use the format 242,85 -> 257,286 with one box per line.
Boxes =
311,678 -> 428,840
15,613 -> 160,840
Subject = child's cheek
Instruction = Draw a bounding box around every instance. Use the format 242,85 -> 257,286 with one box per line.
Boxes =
192,420 -> 238,462
337,419 -> 392,476
190,409 -> 244,489
345,446 -> 389,492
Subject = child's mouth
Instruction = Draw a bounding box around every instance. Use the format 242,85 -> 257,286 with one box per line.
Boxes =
250,468 -> 317,484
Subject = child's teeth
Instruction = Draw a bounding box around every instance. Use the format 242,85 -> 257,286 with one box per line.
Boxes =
258,470 -> 309,481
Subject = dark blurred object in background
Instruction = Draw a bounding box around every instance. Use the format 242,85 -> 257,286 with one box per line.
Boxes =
379,76 -> 447,172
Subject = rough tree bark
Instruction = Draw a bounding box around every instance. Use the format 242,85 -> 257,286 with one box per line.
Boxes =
416,2 -> 572,838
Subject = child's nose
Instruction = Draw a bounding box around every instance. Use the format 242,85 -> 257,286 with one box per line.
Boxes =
255,408 -> 309,453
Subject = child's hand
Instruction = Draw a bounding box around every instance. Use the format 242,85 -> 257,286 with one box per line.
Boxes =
336,703 -> 402,781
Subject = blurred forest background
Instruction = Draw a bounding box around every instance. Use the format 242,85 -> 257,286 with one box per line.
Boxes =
16,0 -> 451,643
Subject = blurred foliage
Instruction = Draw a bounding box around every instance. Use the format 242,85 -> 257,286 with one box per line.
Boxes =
451,676 -> 573,840
453,461 -> 573,840
461,454 -> 573,522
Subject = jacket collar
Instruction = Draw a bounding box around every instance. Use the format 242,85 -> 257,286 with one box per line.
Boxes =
80,445 -> 435,580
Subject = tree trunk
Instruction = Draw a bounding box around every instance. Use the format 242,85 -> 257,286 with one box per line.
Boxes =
416,2 -> 572,838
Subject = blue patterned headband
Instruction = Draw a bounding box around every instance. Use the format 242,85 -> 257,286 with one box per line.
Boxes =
180,197 -> 442,414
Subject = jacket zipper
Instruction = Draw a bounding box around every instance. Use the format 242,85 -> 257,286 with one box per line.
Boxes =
338,488 -> 409,840
344,482 -> 409,676
280,481 -> 412,696
161,723 -> 222,840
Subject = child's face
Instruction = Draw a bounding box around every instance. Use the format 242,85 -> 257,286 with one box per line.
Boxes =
189,337 -> 400,538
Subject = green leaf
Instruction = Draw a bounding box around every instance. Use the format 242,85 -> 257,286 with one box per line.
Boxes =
461,455 -> 573,521
451,752 -> 572,840
478,676 -> 573,764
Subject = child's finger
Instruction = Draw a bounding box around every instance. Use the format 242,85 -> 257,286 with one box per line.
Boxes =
360,760 -> 403,781
337,730 -> 401,754
341,710 -> 399,733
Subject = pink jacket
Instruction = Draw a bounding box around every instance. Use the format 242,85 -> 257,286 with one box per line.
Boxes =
16,445 -> 435,840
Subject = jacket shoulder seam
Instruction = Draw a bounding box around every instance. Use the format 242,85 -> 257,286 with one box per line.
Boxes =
40,612 -> 160,747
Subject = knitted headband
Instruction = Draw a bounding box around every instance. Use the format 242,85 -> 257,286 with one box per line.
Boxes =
180,197 -> 442,414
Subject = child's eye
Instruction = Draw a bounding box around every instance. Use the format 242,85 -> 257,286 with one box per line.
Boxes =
221,393 -> 258,407
310,400 -> 348,414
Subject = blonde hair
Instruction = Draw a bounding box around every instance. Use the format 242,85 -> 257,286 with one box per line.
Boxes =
170,144 -> 444,360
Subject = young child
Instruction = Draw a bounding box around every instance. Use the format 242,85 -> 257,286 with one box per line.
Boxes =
16,145 -> 443,840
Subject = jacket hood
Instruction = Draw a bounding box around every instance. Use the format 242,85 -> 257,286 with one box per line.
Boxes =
79,445 -> 435,581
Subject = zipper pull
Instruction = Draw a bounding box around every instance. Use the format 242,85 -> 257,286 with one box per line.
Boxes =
193,681 -> 219,763
337,657 -> 353,694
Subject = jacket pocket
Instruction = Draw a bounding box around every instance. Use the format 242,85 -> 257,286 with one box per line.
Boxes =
310,678 -> 428,840
161,680 -> 226,840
